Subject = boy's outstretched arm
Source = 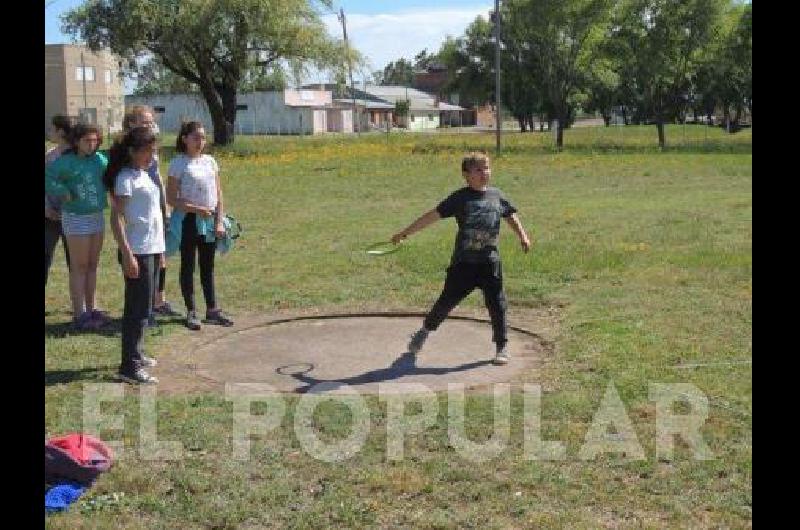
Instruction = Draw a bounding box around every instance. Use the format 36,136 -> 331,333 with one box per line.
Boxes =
391,209 -> 442,244
505,213 -> 532,252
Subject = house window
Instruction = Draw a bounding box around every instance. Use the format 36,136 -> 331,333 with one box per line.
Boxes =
76,66 -> 95,81
153,106 -> 166,113
105,69 -> 112,84
410,115 -> 415,122
300,90 -> 314,101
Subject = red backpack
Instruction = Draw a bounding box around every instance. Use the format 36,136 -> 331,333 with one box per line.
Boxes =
45,433 -> 113,486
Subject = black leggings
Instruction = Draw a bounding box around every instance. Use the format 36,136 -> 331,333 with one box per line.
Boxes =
45,217 -> 70,287
179,213 -> 216,312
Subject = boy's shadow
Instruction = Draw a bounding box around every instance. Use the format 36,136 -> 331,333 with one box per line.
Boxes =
278,351 -> 493,394
45,315 -> 186,339
45,318 -> 122,339
44,366 -> 118,386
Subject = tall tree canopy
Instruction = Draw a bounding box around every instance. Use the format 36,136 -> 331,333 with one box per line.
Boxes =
63,0 -> 348,144
610,0 -> 727,146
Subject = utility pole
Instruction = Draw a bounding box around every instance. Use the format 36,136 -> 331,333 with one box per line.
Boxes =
494,0 -> 502,153
81,51 -> 88,123
339,8 -> 359,135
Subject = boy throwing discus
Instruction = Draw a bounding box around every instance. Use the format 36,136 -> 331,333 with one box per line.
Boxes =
391,152 -> 532,365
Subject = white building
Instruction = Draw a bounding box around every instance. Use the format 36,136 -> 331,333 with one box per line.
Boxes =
359,85 -> 464,131
125,89 -> 354,135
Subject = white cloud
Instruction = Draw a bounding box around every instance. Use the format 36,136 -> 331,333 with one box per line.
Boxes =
320,6 -> 492,77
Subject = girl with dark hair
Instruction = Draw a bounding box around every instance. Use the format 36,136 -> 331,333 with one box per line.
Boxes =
105,126 -> 163,384
45,115 -> 73,290
121,105 -> 180,325
167,121 -> 233,330
45,123 -> 110,330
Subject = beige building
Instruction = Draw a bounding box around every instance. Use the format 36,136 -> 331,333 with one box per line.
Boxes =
45,44 -> 125,136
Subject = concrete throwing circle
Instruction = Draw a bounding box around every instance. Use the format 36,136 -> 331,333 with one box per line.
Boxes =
169,315 -> 541,394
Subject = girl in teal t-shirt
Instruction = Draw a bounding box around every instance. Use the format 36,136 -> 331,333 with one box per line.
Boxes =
44,123 -> 110,330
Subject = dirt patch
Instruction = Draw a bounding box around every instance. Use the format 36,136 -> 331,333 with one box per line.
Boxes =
152,306 -> 559,396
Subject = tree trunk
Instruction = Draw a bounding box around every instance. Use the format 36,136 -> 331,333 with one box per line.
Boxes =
723,103 -> 731,132
197,78 -> 236,146
197,83 -> 220,140
518,116 -> 527,132
603,113 -> 611,127
621,106 -> 628,125
220,83 -> 238,145
733,105 -> 742,129
556,111 -> 565,151
655,97 -> 667,147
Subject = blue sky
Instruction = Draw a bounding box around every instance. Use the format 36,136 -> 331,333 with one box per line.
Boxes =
46,0 -> 492,89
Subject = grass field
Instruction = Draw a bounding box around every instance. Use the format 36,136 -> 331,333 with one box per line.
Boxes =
45,125 -> 752,528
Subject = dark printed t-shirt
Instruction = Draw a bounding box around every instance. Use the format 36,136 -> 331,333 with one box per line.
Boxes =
436,186 -> 517,264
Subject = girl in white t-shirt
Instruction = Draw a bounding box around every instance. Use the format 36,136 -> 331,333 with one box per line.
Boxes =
166,121 -> 233,330
104,127 -> 163,384
121,105 -> 181,325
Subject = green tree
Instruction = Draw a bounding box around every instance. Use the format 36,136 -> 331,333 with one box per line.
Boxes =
395,99 -> 410,117
583,59 -> 621,126
132,58 -> 199,95
437,16 -> 495,109
582,18 -> 624,127
133,54 -> 290,96
503,0 -> 614,149
500,34 -> 543,132
734,3 -> 752,120
692,1 -> 750,129
414,48 -> 437,70
63,0 -> 345,145
240,64 -> 288,92
380,58 -> 415,86
612,0 -> 727,147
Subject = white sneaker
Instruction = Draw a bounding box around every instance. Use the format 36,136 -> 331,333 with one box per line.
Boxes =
493,345 -> 510,365
141,355 -> 157,368
117,368 -> 159,384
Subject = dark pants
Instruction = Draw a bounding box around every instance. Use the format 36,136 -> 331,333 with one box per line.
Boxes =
157,266 -> 166,292
45,217 -> 70,287
424,261 -> 508,345
121,254 -> 158,374
180,213 -> 216,313
119,251 -> 164,316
